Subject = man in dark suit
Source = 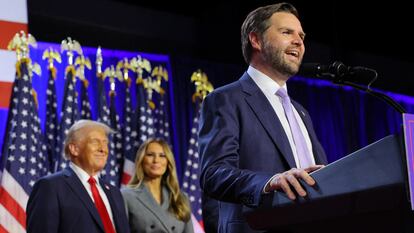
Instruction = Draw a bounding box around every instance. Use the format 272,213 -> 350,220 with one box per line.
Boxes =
198,3 -> 328,233
26,120 -> 130,233
202,193 -> 219,233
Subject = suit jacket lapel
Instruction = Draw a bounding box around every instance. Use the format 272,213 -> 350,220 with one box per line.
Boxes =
133,185 -> 171,232
291,101 -> 327,164
63,168 -> 105,232
240,73 -> 297,168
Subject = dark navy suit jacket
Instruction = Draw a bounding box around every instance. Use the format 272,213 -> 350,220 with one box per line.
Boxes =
26,167 -> 130,233
198,73 -> 327,233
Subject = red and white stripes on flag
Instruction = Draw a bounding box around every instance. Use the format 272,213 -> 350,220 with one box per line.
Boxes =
182,102 -> 205,233
0,61 -> 49,233
0,0 -> 28,109
0,170 -> 28,233
0,1 -> 29,232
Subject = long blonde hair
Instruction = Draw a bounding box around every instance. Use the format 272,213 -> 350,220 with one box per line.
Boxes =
128,138 -> 191,222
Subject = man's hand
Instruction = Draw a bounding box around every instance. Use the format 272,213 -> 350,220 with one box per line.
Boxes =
265,165 -> 324,200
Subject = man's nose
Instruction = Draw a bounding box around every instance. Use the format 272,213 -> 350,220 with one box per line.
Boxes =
291,33 -> 303,46
97,143 -> 108,153
292,38 -> 303,46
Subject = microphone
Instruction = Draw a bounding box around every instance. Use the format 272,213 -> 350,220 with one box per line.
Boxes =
297,61 -> 377,85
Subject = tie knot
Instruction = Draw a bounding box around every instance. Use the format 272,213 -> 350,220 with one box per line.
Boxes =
88,177 -> 96,185
276,88 -> 289,99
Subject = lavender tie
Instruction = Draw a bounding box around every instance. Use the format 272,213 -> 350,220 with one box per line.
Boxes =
276,88 -> 313,168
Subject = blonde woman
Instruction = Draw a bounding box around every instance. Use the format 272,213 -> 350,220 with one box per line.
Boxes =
121,138 -> 194,233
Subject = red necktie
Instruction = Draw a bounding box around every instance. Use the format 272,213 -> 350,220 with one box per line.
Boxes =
88,177 -> 116,233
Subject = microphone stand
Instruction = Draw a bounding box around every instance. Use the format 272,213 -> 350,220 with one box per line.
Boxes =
298,63 -> 406,114
332,79 -> 406,114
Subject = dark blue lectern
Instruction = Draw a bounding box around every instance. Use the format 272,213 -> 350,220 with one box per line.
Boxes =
244,133 -> 414,233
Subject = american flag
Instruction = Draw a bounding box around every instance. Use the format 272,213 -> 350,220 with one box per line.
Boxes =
96,74 -> 110,125
153,93 -> 171,144
44,67 -> 58,173
137,81 -> 155,144
102,91 -> 123,187
182,101 -> 205,233
96,72 -> 121,186
78,78 -> 91,120
0,60 -> 49,233
54,66 -> 79,172
121,79 -> 155,185
120,80 -> 139,185
151,65 -> 170,143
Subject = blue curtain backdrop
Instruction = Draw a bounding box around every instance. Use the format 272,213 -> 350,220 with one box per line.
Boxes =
0,41 -> 181,177
1,42 -> 414,182
288,78 -> 414,162
170,55 -> 414,166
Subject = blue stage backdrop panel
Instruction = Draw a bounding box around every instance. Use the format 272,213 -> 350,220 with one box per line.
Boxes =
290,76 -> 414,162
2,41 -> 414,183
0,41 -> 181,177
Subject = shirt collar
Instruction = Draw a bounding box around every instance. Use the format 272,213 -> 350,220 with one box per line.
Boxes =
247,65 -> 288,95
70,162 -> 100,183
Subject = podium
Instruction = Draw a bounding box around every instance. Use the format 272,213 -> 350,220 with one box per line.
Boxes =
243,134 -> 414,233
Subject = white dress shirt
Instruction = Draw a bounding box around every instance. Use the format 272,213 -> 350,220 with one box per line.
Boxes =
247,66 -> 316,168
70,162 -> 115,225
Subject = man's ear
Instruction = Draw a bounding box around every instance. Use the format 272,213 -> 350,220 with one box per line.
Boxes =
249,32 -> 262,52
68,143 -> 80,157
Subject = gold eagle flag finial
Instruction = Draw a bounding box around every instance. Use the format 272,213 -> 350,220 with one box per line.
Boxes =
42,47 -> 62,79
7,31 -> 41,79
61,37 -> 82,66
116,58 -> 132,87
129,55 -> 159,109
103,65 -> 123,95
151,65 -> 168,96
7,30 -> 37,61
75,54 -> 92,87
142,77 -> 161,110
8,31 -> 41,108
191,69 -> 214,102
130,55 -> 151,84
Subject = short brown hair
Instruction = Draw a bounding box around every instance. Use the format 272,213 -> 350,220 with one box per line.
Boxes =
241,2 -> 300,63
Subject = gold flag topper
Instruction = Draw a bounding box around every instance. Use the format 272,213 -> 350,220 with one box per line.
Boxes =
103,65 -> 123,92
191,69 -> 214,102
42,47 -> 62,69
151,65 -> 168,88
130,55 -> 151,83
7,31 -> 41,78
42,47 -> 61,79
75,54 -> 92,86
61,37 -> 82,65
8,31 -> 41,108
116,58 -> 132,85
7,30 -> 37,61
143,77 -> 161,110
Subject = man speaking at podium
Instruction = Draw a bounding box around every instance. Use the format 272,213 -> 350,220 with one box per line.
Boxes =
198,2 -> 327,233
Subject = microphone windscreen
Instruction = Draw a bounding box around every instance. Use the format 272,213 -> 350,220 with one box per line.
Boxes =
297,63 -> 323,77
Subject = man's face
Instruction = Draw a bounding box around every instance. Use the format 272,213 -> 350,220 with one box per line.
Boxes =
70,127 -> 109,176
261,12 -> 305,77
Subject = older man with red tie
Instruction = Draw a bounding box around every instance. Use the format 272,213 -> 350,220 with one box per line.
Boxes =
26,120 -> 130,233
